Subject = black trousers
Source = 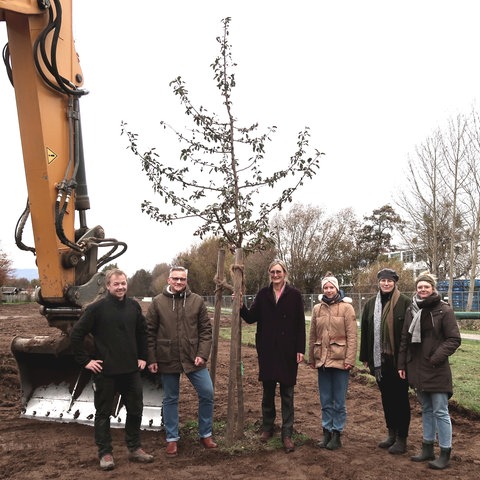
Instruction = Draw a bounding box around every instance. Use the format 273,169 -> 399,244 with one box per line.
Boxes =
261,380 -> 295,438
377,358 -> 411,438
93,371 -> 143,457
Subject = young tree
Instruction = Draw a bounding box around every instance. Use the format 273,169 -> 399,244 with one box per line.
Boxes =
122,18 -> 321,443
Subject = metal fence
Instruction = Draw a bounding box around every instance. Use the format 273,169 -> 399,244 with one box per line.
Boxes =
0,293 -> 32,304
202,293 -> 389,317
203,291 -> 480,316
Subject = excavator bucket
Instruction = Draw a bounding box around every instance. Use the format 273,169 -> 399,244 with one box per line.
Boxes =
11,335 -> 164,430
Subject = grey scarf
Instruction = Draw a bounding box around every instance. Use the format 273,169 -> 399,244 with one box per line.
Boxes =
409,295 -> 423,343
373,292 -> 383,381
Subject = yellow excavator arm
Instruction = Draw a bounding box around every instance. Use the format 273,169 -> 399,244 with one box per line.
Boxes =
1,0 -> 126,327
1,0 -> 161,429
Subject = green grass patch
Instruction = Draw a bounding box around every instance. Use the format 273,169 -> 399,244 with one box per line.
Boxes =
449,339 -> 480,414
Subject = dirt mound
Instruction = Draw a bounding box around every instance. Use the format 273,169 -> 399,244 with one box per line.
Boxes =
0,302 -> 478,479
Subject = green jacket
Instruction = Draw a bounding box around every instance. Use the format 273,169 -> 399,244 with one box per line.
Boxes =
146,285 -> 212,374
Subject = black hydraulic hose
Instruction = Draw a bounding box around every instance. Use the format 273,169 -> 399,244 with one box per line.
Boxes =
55,195 -> 81,252
33,0 -> 86,97
96,240 -> 128,269
14,200 -> 36,255
2,43 -> 13,85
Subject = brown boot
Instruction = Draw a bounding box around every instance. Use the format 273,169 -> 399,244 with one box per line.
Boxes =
260,430 -> 273,442
200,436 -> 218,449
282,436 -> 295,453
166,441 -> 178,457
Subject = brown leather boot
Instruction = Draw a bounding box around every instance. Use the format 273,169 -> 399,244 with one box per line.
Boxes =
283,436 -> 295,453
166,441 -> 178,457
200,436 -> 218,449
260,430 -> 273,442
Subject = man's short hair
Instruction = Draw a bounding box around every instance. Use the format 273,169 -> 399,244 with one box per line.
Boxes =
105,268 -> 127,284
169,266 -> 188,276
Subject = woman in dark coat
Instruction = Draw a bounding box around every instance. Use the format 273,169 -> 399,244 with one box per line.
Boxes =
240,259 -> 306,453
398,272 -> 461,470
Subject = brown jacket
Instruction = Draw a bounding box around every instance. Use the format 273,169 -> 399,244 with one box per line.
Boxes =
398,294 -> 460,395
309,296 -> 357,369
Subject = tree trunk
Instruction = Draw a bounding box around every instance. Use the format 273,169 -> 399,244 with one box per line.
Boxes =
210,248 -> 225,388
225,247 -> 245,444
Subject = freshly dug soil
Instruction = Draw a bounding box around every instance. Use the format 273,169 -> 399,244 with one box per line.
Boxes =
0,302 -> 478,479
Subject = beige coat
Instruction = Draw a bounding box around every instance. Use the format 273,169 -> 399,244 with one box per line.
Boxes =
309,297 -> 357,369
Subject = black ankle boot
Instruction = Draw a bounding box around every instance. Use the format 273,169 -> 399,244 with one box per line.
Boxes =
411,441 -> 435,462
378,429 -> 396,449
326,430 -> 341,450
428,447 -> 451,470
388,436 -> 407,454
317,428 -> 332,448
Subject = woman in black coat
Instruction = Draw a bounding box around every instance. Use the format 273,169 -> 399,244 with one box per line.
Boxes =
240,259 -> 306,453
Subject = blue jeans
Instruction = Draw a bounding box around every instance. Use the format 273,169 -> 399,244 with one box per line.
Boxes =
416,391 -> 452,448
161,369 -> 214,442
317,367 -> 350,432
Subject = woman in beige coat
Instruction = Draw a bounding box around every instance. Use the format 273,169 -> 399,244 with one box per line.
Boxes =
309,272 -> 357,450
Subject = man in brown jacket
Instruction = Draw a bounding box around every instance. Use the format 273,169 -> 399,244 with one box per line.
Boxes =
146,266 -> 216,457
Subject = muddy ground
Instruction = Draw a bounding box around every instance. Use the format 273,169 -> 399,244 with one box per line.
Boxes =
0,302 -> 479,480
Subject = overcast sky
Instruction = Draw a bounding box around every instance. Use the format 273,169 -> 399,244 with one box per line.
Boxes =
1,0 -> 480,277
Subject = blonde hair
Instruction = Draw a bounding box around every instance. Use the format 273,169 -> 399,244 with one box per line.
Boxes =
268,259 -> 289,282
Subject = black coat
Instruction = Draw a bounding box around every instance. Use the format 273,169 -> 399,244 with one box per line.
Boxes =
70,293 -> 148,375
240,283 -> 305,386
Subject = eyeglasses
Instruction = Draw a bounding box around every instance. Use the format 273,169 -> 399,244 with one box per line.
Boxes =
170,277 -> 187,282
269,270 -> 283,275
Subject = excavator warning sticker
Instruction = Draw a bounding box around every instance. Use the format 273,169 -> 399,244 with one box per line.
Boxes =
47,148 -> 58,164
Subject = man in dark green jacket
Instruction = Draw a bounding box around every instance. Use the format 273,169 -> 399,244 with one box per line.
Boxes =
146,266 -> 216,458
359,268 -> 411,454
